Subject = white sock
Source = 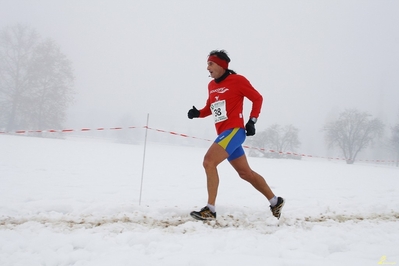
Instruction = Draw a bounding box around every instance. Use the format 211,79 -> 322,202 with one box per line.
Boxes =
207,203 -> 216,213
269,196 -> 278,207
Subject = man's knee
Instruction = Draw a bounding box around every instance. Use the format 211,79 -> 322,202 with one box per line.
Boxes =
238,170 -> 256,182
203,156 -> 216,170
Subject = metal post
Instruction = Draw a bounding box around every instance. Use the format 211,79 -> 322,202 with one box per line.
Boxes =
139,113 -> 149,205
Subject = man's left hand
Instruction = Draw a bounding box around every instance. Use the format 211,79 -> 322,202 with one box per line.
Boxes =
245,120 -> 256,136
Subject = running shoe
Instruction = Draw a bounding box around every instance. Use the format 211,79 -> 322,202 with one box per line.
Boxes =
270,197 -> 285,219
190,206 -> 216,221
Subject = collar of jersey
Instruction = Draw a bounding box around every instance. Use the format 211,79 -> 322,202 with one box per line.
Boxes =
215,70 -> 230,83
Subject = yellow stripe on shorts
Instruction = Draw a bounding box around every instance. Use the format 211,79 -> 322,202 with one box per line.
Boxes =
218,128 -> 240,149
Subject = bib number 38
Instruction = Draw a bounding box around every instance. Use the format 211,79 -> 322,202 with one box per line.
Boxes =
210,100 -> 227,123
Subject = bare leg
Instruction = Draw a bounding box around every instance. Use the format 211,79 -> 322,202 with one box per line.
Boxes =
229,154 -> 275,200
202,143 -> 229,206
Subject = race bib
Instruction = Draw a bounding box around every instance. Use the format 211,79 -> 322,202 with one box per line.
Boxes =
210,100 -> 227,123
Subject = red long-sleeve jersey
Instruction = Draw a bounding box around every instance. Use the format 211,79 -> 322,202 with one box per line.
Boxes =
199,74 -> 263,135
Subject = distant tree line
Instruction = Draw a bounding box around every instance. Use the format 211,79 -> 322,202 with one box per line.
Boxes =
248,124 -> 301,159
0,24 -> 74,133
249,109 -> 399,165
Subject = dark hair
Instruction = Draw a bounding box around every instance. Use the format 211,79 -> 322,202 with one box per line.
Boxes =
209,49 -> 231,63
208,49 -> 236,74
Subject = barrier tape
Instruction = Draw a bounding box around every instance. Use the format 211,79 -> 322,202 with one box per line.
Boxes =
145,126 -> 212,143
0,126 -> 137,134
1,126 -> 397,164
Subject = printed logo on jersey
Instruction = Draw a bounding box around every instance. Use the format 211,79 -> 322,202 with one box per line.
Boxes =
210,87 -> 229,94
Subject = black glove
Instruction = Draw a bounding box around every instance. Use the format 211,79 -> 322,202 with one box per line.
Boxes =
245,119 -> 256,136
188,106 -> 200,119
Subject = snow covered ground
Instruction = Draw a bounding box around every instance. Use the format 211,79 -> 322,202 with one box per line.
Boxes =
1,132 -> 398,266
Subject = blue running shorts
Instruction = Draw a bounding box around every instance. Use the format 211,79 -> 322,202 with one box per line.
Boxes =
214,128 -> 246,161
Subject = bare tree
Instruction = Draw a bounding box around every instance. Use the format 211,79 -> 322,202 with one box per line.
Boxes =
323,109 -> 384,164
0,24 -> 74,132
249,124 -> 301,158
0,24 -> 39,130
27,39 -> 74,130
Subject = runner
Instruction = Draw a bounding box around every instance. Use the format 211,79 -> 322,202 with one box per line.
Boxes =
188,49 -> 285,220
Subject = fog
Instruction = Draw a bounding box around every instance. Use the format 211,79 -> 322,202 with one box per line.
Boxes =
2,0 -> 399,157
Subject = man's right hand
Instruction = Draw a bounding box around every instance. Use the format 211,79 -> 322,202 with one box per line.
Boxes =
188,106 -> 200,119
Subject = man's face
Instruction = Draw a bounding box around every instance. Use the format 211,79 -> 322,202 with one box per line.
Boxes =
207,61 -> 225,79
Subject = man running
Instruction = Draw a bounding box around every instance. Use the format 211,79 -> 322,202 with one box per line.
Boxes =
188,49 -> 285,220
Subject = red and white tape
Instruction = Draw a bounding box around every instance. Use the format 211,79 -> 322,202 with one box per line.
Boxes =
0,126 -> 138,134
1,126 -> 397,163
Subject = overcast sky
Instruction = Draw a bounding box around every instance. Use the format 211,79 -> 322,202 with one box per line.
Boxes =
1,0 -> 399,156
